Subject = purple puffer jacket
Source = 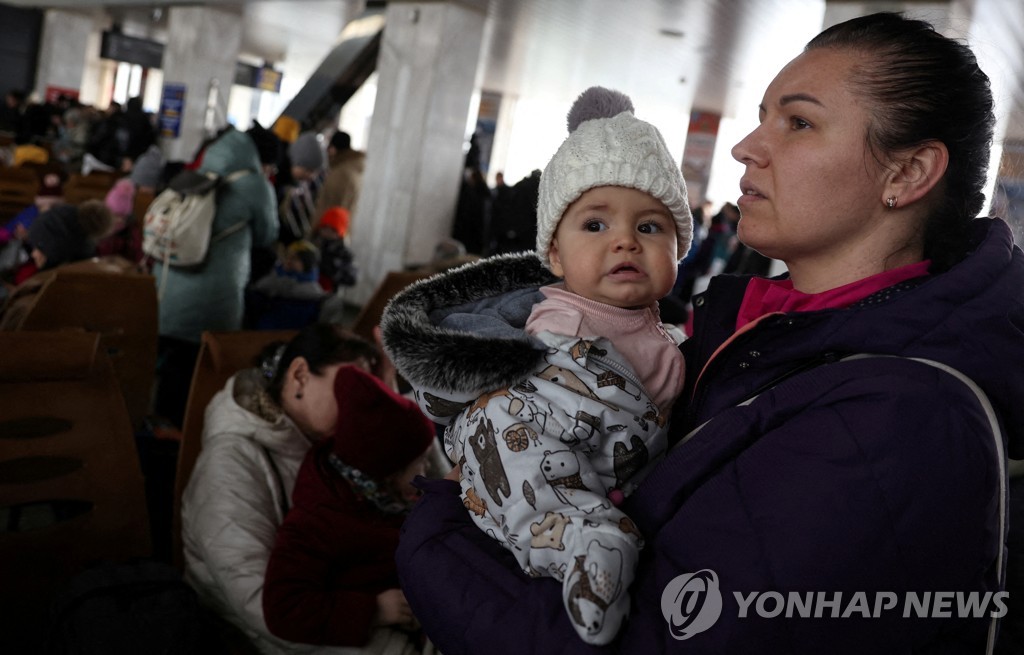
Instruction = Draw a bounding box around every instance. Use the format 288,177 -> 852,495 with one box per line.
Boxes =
389,219 -> 1024,654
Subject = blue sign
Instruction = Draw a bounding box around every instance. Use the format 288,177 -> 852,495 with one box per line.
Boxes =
159,83 -> 186,138
256,67 -> 283,93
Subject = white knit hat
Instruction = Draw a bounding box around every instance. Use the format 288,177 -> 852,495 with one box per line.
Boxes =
535,86 -> 692,268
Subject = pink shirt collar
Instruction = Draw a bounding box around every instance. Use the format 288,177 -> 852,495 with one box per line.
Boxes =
735,261 -> 931,331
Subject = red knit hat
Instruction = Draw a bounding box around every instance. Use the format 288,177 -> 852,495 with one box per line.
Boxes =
331,366 -> 435,480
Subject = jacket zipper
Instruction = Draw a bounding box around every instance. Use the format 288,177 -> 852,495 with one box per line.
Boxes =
590,351 -> 651,404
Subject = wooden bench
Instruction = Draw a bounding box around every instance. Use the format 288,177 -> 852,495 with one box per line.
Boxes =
133,185 -> 156,220
62,171 -> 120,205
0,165 -> 40,222
0,330 -> 151,650
349,269 -> 430,342
1,257 -> 158,431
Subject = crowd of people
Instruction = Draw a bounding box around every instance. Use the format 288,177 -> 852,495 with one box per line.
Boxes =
2,10 -> 1022,655
0,95 -> 374,427
0,91 -> 158,174
0,91 -> 444,655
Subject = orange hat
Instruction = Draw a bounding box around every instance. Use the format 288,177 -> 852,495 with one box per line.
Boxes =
319,206 -> 350,237
14,144 -> 48,166
271,115 -> 300,144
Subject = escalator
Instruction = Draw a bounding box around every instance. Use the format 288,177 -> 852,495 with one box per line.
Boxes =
274,1 -> 386,136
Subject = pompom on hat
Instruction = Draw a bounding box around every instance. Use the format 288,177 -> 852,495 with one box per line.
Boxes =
38,172 -> 65,198
329,366 -> 436,481
535,86 -> 692,267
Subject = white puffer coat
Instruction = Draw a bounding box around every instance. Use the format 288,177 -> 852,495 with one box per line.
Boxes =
180,370 -> 356,655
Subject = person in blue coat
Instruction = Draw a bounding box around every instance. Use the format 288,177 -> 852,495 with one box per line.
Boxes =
383,12 -> 1024,654
153,126 -> 279,428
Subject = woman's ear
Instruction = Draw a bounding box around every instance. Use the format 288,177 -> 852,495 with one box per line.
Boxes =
285,356 -> 309,395
885,140 -> 949,207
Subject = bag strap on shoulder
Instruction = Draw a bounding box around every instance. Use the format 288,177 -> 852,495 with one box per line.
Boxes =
690,353 -> 1007,653
221,169 -> 253,185
675,353 -> 1007,653
841,355 -> 1007,655
209,169 -> 257,242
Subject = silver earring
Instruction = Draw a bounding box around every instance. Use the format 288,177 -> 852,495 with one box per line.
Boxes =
885,196 -> 898,209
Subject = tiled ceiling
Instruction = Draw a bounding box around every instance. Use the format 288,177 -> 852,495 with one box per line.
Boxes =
474,0 -> 820,116
5,0 -> 1024,142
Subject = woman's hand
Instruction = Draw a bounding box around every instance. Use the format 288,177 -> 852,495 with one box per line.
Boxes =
375,588 -> 418,630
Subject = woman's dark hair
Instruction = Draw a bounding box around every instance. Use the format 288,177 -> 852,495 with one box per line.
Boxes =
256,323 -> 379,403
77,199 -> 114,239
807,12 -> 995,270
247,120 -> 283,167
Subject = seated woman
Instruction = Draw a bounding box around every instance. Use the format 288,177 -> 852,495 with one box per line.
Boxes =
263,365 -> 437,653
180,323 -> 383,655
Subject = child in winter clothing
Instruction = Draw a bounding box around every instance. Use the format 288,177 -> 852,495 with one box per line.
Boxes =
16,199 -> 113,283
95,177 -> 144,264
262,365 -> 436,651
382,86 -> 692,645
279,131 -> 327,245
312,206 -> 357,291
246,240 -> 327,330
250,240 -> 327,302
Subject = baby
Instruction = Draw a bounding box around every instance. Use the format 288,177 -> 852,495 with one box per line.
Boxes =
384,86 -> 692,645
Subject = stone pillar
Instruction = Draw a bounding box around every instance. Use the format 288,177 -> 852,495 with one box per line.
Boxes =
34,10 -> 96,101
160,5 -> 243,163
348,0 -> 486,306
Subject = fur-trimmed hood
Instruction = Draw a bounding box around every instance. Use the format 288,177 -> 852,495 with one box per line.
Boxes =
380,252 -> 558,402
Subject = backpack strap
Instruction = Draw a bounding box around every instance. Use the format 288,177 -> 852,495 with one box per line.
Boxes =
673,353 -> 1008,652
210,169 -> 256,243
221,169 -> 253,185
211,220 -> 248,243
842,355 -> 1007,655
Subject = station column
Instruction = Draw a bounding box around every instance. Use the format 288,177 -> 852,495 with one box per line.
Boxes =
159,5 -> 243,163
348,0 -> 486,306
34,10 -> 95,103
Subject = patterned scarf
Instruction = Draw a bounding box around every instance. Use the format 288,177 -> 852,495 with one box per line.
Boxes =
326,453 -> 412,515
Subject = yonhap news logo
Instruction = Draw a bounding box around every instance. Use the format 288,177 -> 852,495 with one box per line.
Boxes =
660,569 -> 1009,640
660,569 -> 723,640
